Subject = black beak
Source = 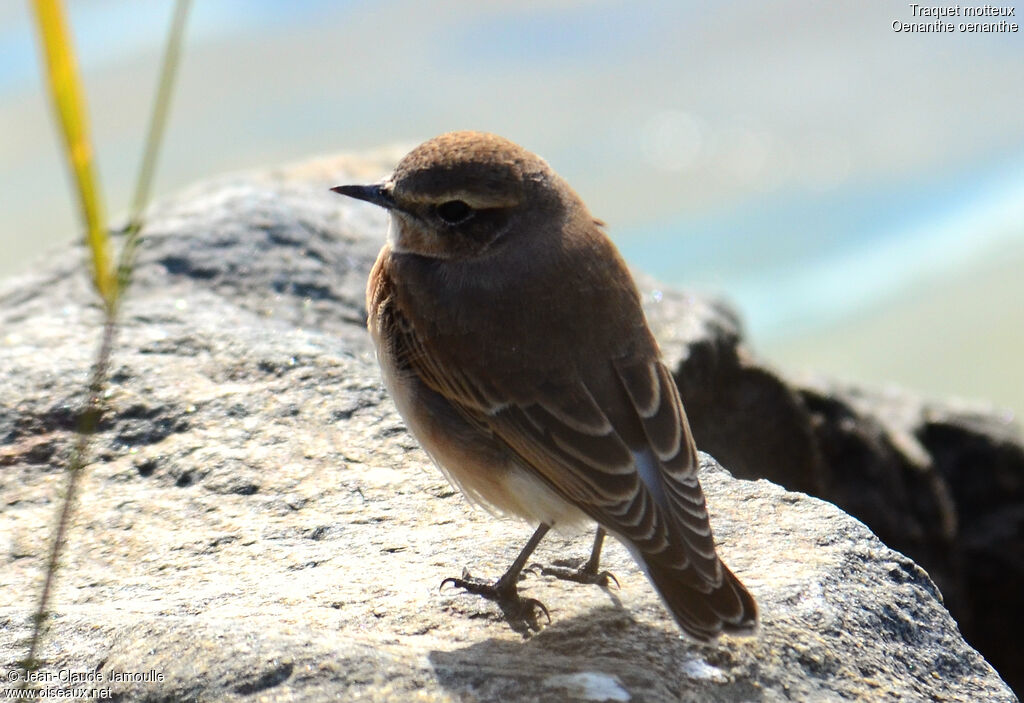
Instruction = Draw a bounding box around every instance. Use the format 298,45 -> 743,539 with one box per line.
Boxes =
330,183 -> 396,210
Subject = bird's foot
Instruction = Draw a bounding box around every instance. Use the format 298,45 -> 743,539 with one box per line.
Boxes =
440,568 -> 550,625
534,558 -> 620,589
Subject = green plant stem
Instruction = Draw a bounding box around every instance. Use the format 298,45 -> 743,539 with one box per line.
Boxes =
20,1 -> 191,683
118,0 -> 191,297
20,316 -> 117,676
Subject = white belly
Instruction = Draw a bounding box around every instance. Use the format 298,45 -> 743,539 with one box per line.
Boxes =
370,325 -> 589,532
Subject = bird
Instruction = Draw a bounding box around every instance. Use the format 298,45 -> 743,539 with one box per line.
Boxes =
332,131 -> 757,640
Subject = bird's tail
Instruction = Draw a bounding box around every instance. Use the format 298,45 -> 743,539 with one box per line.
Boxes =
642,557 -> 758,642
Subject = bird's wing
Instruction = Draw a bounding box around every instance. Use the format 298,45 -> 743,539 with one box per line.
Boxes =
384,291 -> 721,589
492,361 -> 723,588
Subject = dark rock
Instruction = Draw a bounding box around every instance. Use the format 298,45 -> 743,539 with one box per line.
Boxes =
646,279 -> 1024,693
0,152 -> 1017,701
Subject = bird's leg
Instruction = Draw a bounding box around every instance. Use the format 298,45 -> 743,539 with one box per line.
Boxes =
538,527 -> 620,588
441,523 -> 551,624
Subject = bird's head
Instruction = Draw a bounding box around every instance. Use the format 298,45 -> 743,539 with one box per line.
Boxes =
333,131 -> 568,260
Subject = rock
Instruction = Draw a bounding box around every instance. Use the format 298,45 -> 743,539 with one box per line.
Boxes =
648,286 -> 1024,694
0,152 -> 1017,702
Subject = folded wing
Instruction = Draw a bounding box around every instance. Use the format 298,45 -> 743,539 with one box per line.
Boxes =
383,291 -> 757,639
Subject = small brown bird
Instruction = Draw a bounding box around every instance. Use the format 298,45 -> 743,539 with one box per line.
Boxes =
333,131 -> 757,640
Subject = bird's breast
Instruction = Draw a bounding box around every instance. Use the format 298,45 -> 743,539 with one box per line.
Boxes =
365,246 -> 588,530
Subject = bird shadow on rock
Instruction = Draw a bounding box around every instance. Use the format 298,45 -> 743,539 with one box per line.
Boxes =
428,606 -> 764,702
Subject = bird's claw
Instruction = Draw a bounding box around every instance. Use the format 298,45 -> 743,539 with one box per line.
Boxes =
439,571 -> 550,623
536,559 -> 620,589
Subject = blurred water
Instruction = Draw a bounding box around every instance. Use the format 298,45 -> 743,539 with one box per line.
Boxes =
1,0 -> 1022,412
620,152 -> 1024,340
0,1 -> 337,94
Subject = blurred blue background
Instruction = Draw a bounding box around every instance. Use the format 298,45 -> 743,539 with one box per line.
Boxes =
2,0 -> 1022,416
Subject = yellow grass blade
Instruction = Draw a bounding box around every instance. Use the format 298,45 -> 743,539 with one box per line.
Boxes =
31,0 -> 116,311
19,2 -> 191,681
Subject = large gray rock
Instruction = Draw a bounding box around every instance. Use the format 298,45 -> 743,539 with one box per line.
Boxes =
0,153 -> 1017,702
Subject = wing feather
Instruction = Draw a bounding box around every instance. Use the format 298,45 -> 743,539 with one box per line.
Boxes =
379,262 -> 722,588
370,247 -> 756,639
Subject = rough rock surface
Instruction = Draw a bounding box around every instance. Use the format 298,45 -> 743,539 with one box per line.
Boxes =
646,278 -> 1024,693
0,152 -> 1018,702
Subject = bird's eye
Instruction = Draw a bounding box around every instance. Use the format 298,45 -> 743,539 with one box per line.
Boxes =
435,200 -> 473,225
